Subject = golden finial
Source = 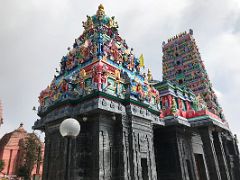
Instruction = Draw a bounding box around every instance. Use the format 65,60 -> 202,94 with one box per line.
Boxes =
98,4 -> 104,10
97,4 -> 105,17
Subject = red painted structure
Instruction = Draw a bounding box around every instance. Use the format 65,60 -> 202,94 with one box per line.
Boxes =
0,123 -> 44,179
156,81 -> 227,124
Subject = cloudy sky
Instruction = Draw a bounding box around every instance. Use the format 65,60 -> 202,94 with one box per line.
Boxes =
0,0 -> 240,140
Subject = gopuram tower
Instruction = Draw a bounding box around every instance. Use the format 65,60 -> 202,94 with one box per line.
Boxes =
33,5 -> 240,180
162,30 -> 224,119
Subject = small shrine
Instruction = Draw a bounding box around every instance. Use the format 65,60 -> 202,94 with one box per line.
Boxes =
0,124 -> 44,179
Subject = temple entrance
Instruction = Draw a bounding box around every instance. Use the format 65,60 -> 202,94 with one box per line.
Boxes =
194,154 -> 207,180
141,158 -> 148,180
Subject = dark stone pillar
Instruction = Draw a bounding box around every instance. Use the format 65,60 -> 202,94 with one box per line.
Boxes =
120,115 -> 131,180
42,135 -> 49,180
199,127 -> 222,180
212,131 -> 231,180
154,126 -> 198,180
128,116 -> 157,180
42,124 -> 66,180
191,130 -> 210,180
154,127 -> 179,180
222,133 -> 240,180
176,127 -> 197,180
71,116 -> 99,180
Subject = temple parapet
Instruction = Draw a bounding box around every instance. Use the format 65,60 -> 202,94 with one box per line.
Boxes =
154,81 -> 228,129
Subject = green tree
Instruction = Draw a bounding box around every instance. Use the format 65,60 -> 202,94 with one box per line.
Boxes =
0,159 -> 5,172
17,133 -> 42,180
17,165 -> 28,179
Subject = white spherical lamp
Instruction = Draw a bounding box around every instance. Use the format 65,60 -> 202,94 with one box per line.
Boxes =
59,118 -> 81,137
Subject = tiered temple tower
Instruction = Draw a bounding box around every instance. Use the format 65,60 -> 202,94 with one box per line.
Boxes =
162,30 -> 224,119
33,5 -> 240,180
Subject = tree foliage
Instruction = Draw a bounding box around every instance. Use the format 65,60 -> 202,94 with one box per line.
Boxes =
0,159 -> 4,172
17,133 -> 42,180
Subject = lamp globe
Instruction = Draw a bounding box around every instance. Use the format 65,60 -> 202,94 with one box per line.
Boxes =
59,118 -> 81,137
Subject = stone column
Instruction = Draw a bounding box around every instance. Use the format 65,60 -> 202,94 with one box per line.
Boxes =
121,115 -> 131,180
199,127 -> 222,180
212,131 -> 231,180
42,135 -> 49,180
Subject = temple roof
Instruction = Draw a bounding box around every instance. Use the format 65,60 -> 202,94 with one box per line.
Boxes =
38,5 -> 159,115
0,123 -> 27,148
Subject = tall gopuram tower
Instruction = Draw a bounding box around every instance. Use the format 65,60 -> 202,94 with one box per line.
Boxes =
162,30 -> 224,119
33,5 -> 240,180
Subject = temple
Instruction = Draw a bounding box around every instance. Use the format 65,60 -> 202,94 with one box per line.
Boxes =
33,5 -> 240,180
0,124 -> 44,179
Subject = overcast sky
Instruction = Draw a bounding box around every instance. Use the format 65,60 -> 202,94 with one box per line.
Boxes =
0,0 -> 240,140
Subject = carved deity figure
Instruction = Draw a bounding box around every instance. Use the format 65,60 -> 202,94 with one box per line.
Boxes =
142,73 -> 148,85
155,92 -> 160,109
83,15 -> 94,30
102,71 -> 108,91
60,79 -> 69,99
171,98 -> 178,115
79,69 -> 86,89
114,69 -> 121,95
136,83 -> 145,100
109,16 -> 118,29
147,68 -> 153,81
197,95 -> 207,110
96,4 -> 105,20
92,61 -> 108,91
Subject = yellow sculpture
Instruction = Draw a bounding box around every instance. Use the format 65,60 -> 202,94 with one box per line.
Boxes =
114,69 -> 121,94
80,69 -> 86,78
114,69 -> 120,81
147,68 -> 153,81
97,4 -> 105,19
83,15 -> 93,30
109,16 -> 118,28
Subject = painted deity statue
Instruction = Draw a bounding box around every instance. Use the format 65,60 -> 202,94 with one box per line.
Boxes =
83,15 -> 94,30
76,69 -> 86,95
114,69 -> 121,95
147,69 -> 153,81
96,4 -> 105,20
136,83 -> 145,100
109,16 -> 118,29
92,61 -> 108,91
